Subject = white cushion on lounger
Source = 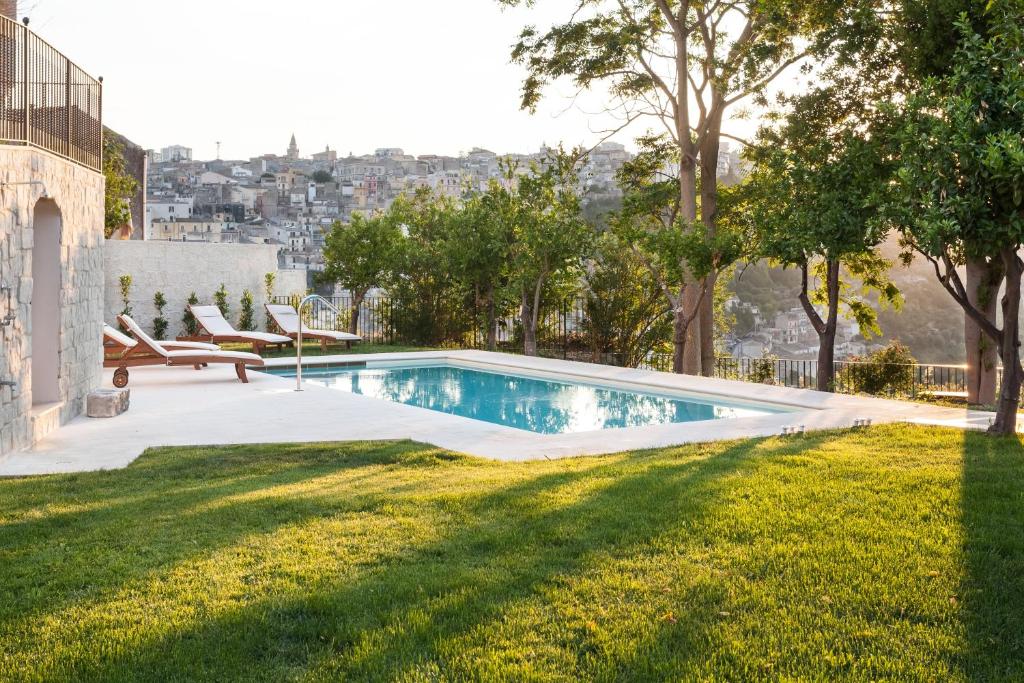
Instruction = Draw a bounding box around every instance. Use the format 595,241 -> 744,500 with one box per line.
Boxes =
106,323 -> 222,351
165,349 -> 263,364
162,340 -> 221,351
104,324 -> 136,347
305,329 -> 361,341
265,304 -> 361,340
118,315 -> 170,357
190,305 -> 291,343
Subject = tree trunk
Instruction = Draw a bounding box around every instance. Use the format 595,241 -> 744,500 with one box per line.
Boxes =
521,290 -> 537,356
681,284 -> 702,374
484,285 -> 497,351
965,257 -> 1001,406
697,108 -> 723,377
699,271 -> 716,377
677,129 -> 701,375
672,306 -> 689,374
798,259 -> 840,392
991,249 -> 1023,435
349,290 -> 366,336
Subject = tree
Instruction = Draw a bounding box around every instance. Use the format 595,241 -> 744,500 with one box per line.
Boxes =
213,284 -> 229,318
581,232 -> 672,367
743,89 -> 901,391
503,150 -> 593,356
182,292 -> 200,337
444,186 -> 514,350
312,170 -> 333,184
238,290 -> 256,332
103,138 -> 138,239
117,275 -> 132,332
152,291 -> 168,340
891,7 -> 1024,433
500,0 -> 864,374
613,138 -> 744,372
264,273 -> 276,332
321,208 -> 404,335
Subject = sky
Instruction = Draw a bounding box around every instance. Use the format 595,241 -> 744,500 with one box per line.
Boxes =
21,0 -> 771,160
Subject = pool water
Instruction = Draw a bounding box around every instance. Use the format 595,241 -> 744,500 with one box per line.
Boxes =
265,363 -> 780,435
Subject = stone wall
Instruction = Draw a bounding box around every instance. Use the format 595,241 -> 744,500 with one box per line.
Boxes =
0,146 -> 106,455
103,241 -> 307,336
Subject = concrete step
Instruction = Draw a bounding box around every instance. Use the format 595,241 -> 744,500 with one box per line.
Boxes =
30,401 -> 63,444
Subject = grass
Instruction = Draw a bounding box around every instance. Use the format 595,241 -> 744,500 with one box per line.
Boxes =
0,425 -> 1022,681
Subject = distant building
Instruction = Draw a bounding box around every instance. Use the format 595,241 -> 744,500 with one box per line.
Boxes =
287,134 -> 300,161
312,145 -> 337,163
156,144 -> 192,163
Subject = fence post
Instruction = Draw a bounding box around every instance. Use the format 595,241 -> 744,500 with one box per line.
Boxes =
64,59 -> 71,158
22,20 -> 29,143
562,300 -> 568,360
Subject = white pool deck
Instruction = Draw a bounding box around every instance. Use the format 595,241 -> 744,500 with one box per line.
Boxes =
0,350 -> 1001,477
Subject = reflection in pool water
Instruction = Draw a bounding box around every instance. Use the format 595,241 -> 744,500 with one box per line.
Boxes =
269,364 -> 778,434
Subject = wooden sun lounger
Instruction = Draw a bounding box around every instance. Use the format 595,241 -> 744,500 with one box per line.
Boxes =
187,305 -> 292,353
265,303 -> 362,351
106,315 -> 265,388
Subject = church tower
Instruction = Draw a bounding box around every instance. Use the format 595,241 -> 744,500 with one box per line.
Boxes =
287,133 -> 299,161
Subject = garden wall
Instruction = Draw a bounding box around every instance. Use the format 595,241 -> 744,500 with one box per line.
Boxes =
103,241 -> 308,336
0,146 -> 105,455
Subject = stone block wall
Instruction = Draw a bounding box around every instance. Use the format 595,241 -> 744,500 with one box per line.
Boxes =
0,146 -> 105,456
103,241 -> 307,336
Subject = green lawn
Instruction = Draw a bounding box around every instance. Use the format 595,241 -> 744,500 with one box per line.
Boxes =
1,425 -> 1022,681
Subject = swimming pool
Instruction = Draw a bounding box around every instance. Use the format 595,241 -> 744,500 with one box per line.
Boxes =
263,362 -> 784,434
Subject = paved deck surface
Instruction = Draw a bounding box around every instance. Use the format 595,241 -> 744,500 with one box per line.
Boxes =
0,351 -> 1000,477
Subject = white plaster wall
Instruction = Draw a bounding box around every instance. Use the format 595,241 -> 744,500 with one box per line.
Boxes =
0,146 -> 106,455
103,241 -> 308,336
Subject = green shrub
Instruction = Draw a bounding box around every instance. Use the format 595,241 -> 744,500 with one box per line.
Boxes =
749,353 -> 778,385
264,273 -> 276,332
182,292 -> 200,337
213,284 -> 229,318
838,341 -> 917,396
239,290 -> 255,332
152,291 -> 168,340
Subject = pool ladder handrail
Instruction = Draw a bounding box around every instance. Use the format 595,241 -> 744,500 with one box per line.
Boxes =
294,294 -> 342,392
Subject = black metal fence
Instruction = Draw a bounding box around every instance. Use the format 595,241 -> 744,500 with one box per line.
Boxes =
0,15 -> 103,171
275,294 -> 969,400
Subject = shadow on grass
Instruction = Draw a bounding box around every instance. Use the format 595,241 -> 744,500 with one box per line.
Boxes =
959,431 -> 1024,680
0,441 -> 453,628
1,433 -> 796,682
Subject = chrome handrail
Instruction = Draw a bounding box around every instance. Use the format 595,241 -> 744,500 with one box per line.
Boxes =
294,294 -> 342,391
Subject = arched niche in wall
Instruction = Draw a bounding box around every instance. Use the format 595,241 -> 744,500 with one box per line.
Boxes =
31,198 -> 62,406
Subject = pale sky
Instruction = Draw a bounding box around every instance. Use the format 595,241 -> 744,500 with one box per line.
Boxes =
22,0 -> 773,160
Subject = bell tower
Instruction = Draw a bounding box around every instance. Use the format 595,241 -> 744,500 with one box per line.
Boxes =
287,133 -> 299,161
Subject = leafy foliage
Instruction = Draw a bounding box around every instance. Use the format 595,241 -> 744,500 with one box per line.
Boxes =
103,138 -> 138,238
213,284 -> 229,318
238,290 -> 256,332
838,341 -> 917,396
182,292 -> 200,337
152,291 -> 168,340
581,232 -> 671,367
118,275 -> 132,323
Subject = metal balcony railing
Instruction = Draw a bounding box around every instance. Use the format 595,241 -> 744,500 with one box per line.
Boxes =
0,15 -> 102,172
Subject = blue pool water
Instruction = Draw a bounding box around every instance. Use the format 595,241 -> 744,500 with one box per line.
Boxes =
265,363 -> 780,435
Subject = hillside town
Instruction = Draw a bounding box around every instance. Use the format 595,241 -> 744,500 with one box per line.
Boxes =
143,137 -> 747,271
144,138 -> 644,269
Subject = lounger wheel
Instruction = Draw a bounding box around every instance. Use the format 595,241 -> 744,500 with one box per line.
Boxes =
112,367 -> 129,388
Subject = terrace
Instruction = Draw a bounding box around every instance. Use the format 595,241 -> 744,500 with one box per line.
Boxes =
2,5 -> 1023,680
